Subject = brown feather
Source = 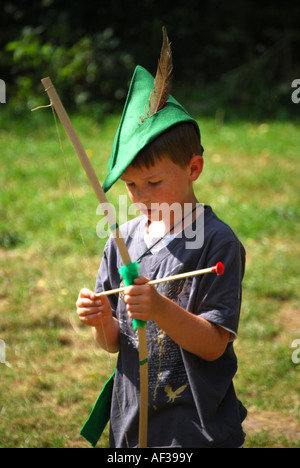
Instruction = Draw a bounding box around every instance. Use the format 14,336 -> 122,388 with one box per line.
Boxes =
149,26 -> 173,115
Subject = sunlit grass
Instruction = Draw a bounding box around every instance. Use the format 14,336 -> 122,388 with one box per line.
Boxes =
0,108 -> 299,447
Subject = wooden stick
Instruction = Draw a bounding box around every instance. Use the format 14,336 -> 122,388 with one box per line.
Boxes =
41,77 -> 148,448
95,263 -> 224,298
41,77 -> 131,266
137,328 -> 148,448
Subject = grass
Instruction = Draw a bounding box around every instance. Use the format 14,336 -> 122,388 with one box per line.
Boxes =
0,106 -> 299,448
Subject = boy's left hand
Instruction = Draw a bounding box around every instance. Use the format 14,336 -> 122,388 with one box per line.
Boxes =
124,276 -> 163,323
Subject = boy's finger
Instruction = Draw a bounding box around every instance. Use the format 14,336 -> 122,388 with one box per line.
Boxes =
77,297 -> 102,308
78,308 -> 102,318
134,276 -> 149,285
125,284 -> 151,298
79,288 -> 96,299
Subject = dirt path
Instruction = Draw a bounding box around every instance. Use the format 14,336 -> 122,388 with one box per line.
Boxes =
244,408 -> 300,443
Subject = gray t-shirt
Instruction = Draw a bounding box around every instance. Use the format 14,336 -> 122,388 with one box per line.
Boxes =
95,205 -> 247,447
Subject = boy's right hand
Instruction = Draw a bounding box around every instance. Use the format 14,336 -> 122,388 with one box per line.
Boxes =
76,288 -> 113,328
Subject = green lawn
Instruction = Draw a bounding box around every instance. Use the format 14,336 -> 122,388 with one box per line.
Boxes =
0,107 -> 299,447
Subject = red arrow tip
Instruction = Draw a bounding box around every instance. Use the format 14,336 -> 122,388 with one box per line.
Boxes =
212,262 -> 224,276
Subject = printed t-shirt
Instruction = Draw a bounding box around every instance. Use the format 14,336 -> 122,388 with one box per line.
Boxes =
95,205 -> 247,447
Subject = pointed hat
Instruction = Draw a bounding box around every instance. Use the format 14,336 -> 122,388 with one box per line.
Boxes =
102,31 -> 202,192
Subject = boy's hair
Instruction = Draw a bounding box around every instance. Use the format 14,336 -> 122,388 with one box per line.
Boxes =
131,123 -> 203,169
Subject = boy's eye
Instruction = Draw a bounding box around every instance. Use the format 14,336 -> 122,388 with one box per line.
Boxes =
149,180 -> 162,186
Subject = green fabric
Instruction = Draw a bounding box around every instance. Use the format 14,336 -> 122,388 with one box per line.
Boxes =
119,261 -> 140,286
80,370 -> 115,447
102,65 -> 200,192
80,263 -> 144,447
119,261 -> 146,330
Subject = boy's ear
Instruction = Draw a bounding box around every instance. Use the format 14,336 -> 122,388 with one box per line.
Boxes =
188,155 -> 204,181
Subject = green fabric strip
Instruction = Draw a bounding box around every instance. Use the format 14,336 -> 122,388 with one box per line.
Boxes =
80,370 -> 115,447
110,222 -> 119,232
139,358 -> 148,366
119,262 -> 147,330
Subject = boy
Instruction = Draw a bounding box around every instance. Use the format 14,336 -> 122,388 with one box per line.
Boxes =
76,34 -> 246,448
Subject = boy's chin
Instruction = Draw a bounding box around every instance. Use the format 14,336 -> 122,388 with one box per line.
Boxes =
142,210 -> 164,223
137,206 -> 158,220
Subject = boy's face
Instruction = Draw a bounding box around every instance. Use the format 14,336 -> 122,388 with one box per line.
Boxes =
121,156 -> 203,224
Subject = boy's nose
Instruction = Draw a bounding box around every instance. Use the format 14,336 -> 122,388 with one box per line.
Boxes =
134,188 -> 150,205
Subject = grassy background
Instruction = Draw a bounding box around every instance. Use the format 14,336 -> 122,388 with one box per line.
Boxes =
0,107 -> 299,447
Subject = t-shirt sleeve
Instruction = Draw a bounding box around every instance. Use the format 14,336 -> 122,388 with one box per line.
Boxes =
193,240 -> 245,341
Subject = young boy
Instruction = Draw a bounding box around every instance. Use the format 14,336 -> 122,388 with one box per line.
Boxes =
76,46 -> 246,448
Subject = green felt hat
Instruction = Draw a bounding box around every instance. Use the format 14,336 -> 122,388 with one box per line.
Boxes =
102,65 -> 202,192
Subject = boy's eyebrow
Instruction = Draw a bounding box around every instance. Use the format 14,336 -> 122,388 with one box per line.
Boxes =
121,171 -> 163,182
141,172 -> 163,181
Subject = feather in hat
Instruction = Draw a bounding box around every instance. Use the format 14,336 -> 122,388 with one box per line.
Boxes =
139,26 -> 173,124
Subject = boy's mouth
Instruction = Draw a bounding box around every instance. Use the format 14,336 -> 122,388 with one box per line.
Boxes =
141,207 -> 164,223
141,208 -> 156,218
134,203 -> 155,217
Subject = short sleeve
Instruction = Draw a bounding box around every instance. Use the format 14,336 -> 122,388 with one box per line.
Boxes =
193,240 -> 245,340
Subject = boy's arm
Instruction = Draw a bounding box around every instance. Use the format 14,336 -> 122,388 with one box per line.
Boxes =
125,278 -> 229,361
93,316 -> 120,354
152,293 -> 230,361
